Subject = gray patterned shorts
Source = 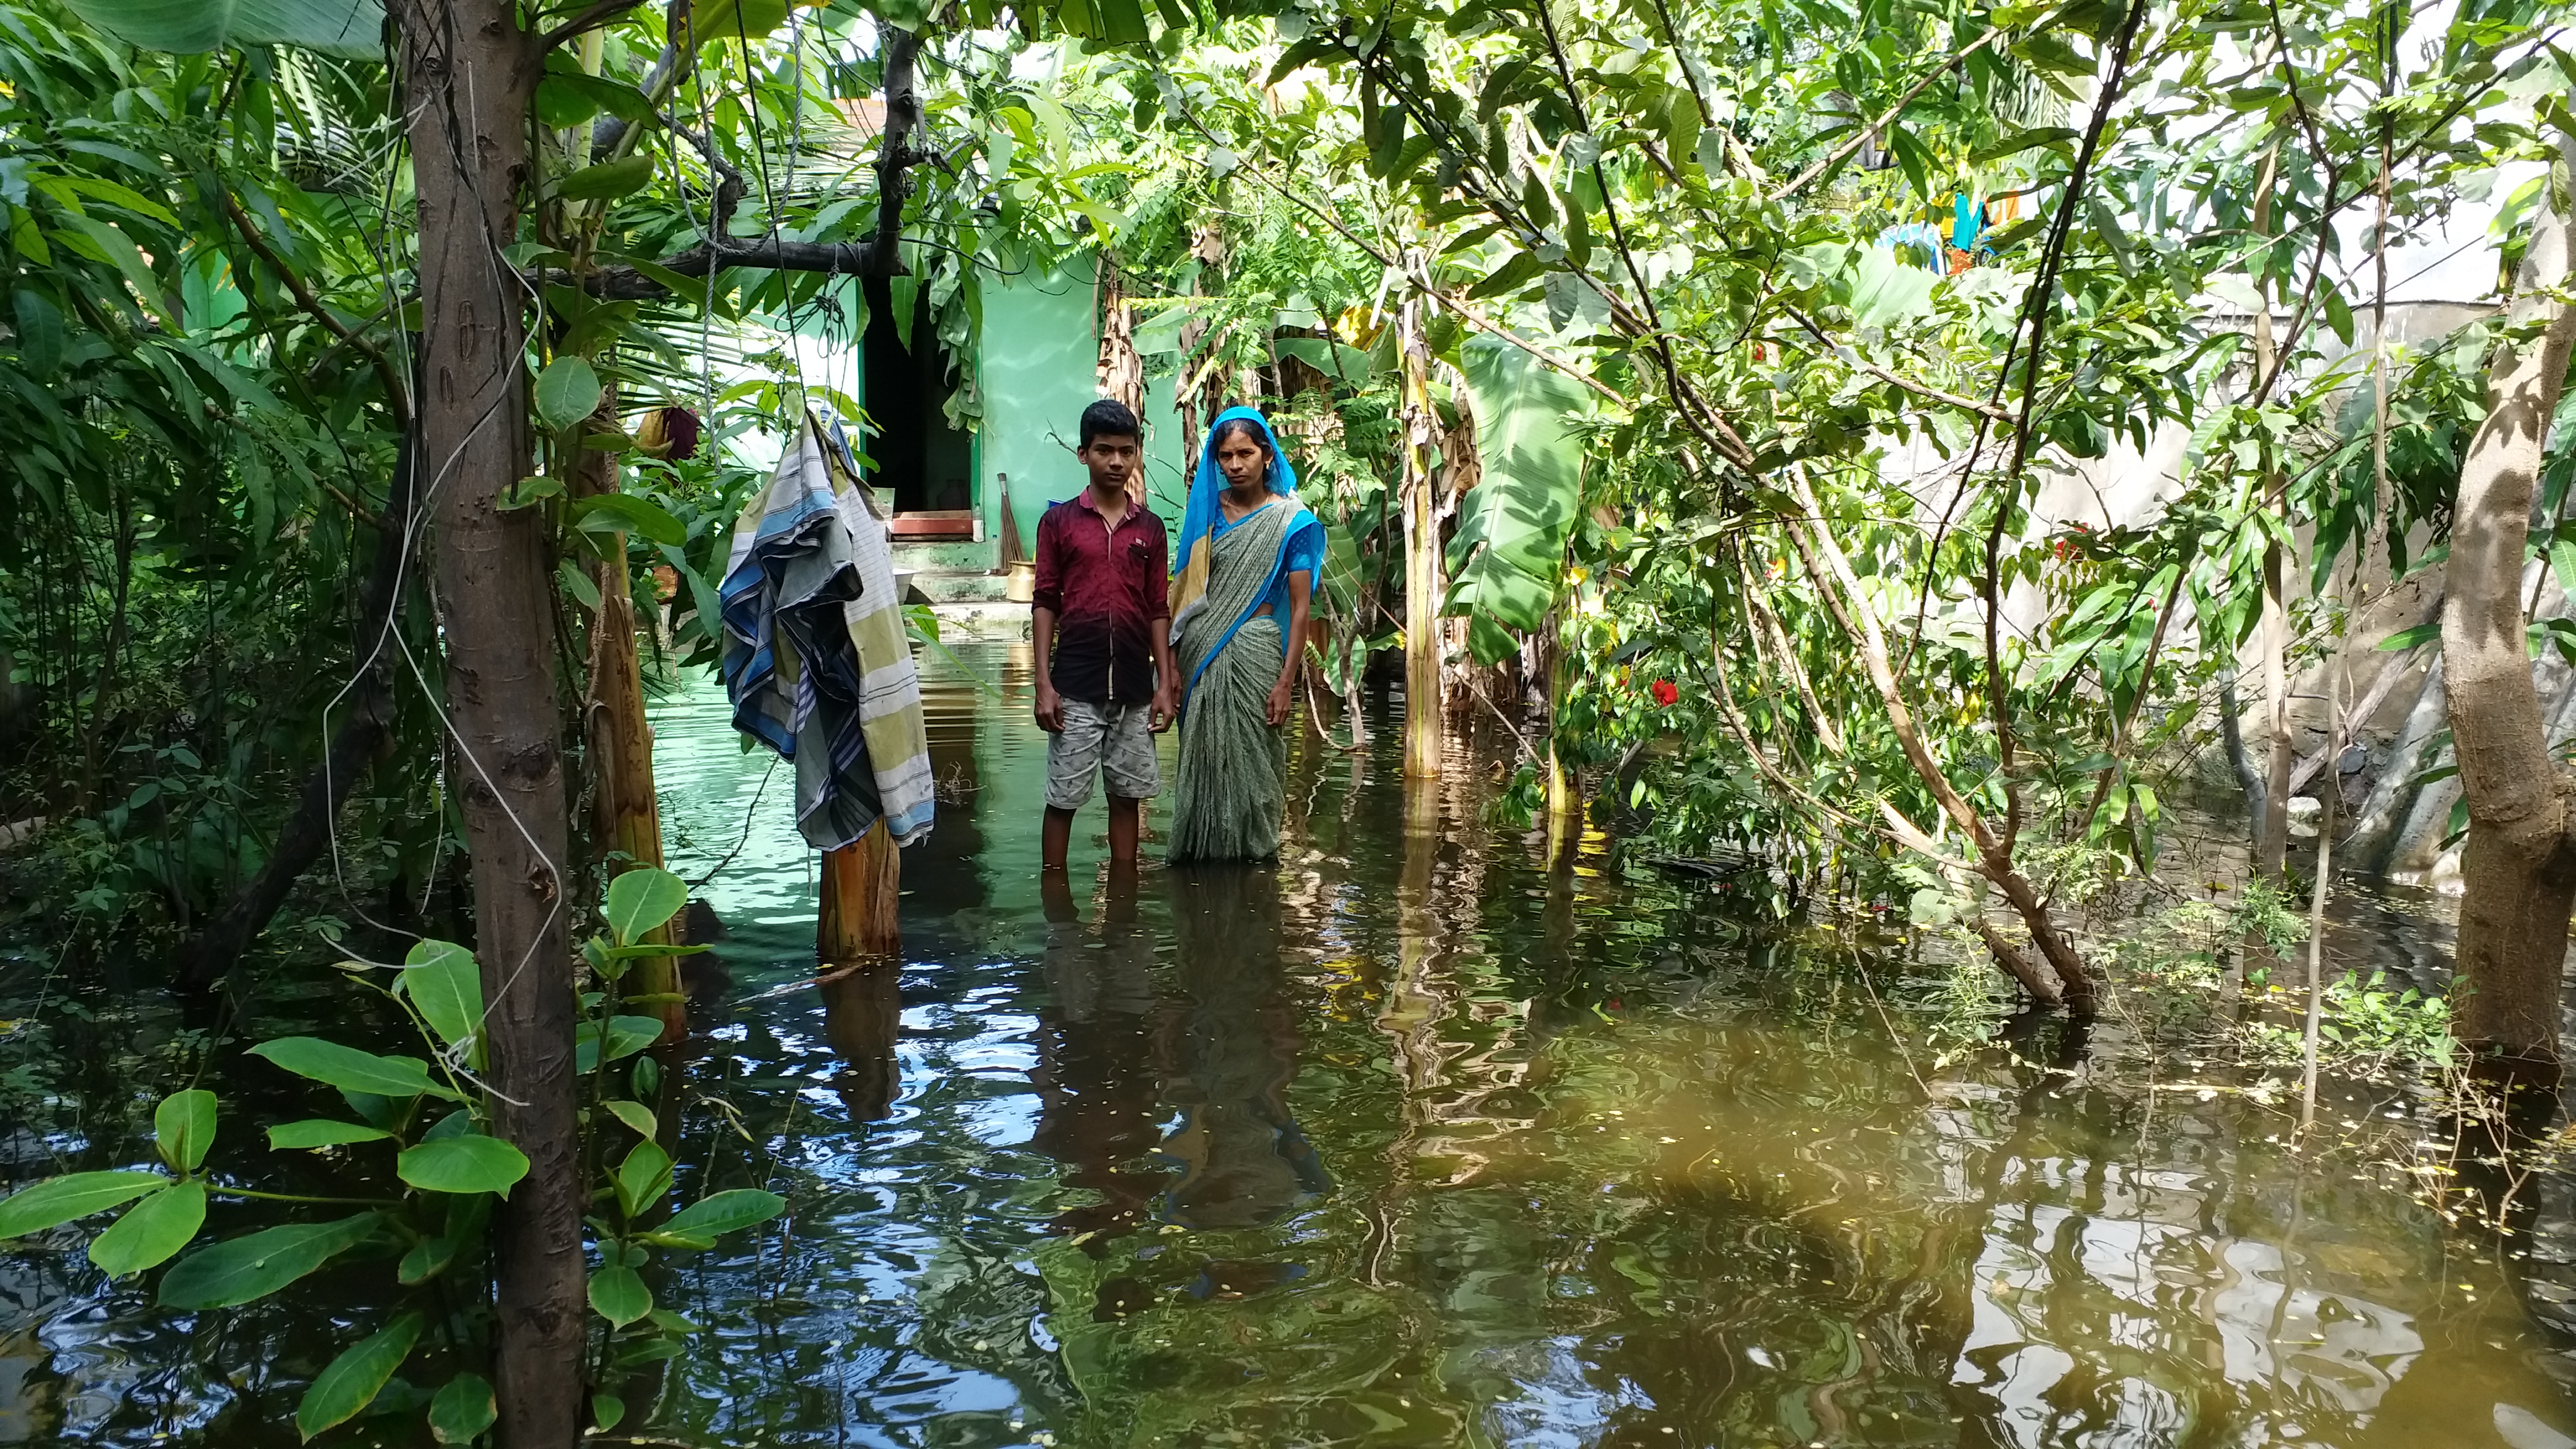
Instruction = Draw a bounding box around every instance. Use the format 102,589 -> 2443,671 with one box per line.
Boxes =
1047,698 -> 1160,810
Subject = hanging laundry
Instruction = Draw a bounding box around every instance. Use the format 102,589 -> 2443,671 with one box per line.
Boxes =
718,414 -> 935,851
1876,219 -> 1948,271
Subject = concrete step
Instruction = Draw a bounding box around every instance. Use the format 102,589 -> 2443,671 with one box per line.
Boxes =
908,568 -> 1012,604
894,538 -> 1000,574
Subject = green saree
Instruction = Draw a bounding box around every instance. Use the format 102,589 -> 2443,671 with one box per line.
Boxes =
1168,501 -> 1295,863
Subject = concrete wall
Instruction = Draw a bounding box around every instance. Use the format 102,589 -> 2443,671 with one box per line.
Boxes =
975,255 -> 1194,548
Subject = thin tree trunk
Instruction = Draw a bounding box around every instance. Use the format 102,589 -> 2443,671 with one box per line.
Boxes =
1399,296 -> 1442,779
2251,145 -> 2296,879
2440,137 -> 2576,1079
397,5 -> 585,1445
1779,465 -> 2095,1014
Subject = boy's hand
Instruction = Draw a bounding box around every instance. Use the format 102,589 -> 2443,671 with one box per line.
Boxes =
1150,683 -> 1177,733
1266,674 -> 1294,728
1034,680 -> 1066,733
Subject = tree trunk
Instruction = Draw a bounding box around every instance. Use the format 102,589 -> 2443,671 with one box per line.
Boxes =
818,820 -> 901,962
2440,138 -> 2576,1079
397,4 -> 585,1445
576,388 -> 684,1045
1398,297 -> 1442,778
2250,145 -> 2296,879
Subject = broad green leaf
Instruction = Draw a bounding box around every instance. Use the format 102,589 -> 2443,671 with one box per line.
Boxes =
159,1213 -> 381,1309
399,1234 -> 460,1284
153,1091 -> 217,1174
14,290 -> 62,378
593,1393 -> 628,1432
251,1038 -> 460,1101
0,1172 -> 172,1237
552,155 -> 654,203
602,867 -> 688,945
55,215 -> 172,325
690,0 -> 789,46
397,1136 -> 531,1198
1848,244 -> 1935,330
572,494 -> 688,548
296,1313 -> 420,1441
56,0 -> 383,56
268,1119 -> 396,1150
613,1141 -> 674,1220
90,1180 -> 205,1277
643,1188 -> 787,1249
576,1016 -> 669,1072
400,939 -> 483,1054
533,357 -> 602,434
1445,335 -> 1594,659
429,1371 -> 496,1445
604,1100 -> 658,1139
589,1264 -> 652,1327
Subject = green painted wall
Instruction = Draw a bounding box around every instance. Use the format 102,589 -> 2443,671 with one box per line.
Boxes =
976,255 -> 1192,547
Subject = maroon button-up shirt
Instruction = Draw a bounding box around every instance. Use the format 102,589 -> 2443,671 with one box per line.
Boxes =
1033,490 -> 1170,705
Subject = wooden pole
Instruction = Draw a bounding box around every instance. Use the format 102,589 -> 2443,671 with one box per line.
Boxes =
818,819 -> 901,962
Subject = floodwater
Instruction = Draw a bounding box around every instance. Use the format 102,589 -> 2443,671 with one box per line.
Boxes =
3,641 -> 2576,1446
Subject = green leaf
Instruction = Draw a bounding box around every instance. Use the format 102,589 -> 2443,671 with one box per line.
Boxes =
533,356 -> 602,434
159,1213 -> 381,1309
1469,250 -> 1544,301
602,866 -> 688,945
551,155 -> 655,203
559,559 -> 604,613
1444,334 -> 1594,655
429,1371 -> 496,1446
400,939 -> 483,1054
251,1038 -> 461,1101
2550,536 -> 2576,603
577,1015 -> 669,1073
398,1234 -> 459,1284
269,1119 -> 396,1150
589,1265 -> 653,1327
56,215 -> 173,325
296,1313 -> 421,1442
643,1188 -> 787,1250
1848,244 -> 1935,329
613,1140 -> 674,1220
604,1100 -> 658,1139
0,1172 -> 172,1237
88,1179 -> 203,1277
593,1393 -> 628,1432
2376,622 -> 2440,652
496,475 -> 561,510
153,1090 -> 217,1174
14,290 -> 63,378
55,0 -> 383,56
572,494 -> 688,548
397,1135 -> 531,1198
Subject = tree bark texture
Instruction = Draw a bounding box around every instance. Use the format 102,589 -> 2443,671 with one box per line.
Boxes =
818,820 -> 902,962
2440,138 -> 2576,1078
397,4 -> 585,1445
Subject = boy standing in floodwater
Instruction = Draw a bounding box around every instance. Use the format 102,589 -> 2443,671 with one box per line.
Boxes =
1031,400 -> 1177,871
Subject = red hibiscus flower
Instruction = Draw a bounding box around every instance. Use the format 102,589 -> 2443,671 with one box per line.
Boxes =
1650,679 -> 1679,707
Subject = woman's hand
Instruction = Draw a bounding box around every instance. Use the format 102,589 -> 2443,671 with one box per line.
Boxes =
1266,673 -> 1294,727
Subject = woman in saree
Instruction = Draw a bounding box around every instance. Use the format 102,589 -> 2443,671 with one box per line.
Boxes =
1166,408 -> 1326,863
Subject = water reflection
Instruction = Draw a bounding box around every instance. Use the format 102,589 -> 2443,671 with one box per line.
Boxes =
1158,865 -> 1330,1233
9,646 -> 2576,1447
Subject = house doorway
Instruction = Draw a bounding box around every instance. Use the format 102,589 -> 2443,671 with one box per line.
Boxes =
861,276 -> 974,531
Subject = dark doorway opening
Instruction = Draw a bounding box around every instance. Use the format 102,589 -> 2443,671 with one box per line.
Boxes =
860,276 -> 974,518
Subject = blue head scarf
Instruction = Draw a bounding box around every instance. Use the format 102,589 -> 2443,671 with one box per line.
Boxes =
1172,406 -> 1299,593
